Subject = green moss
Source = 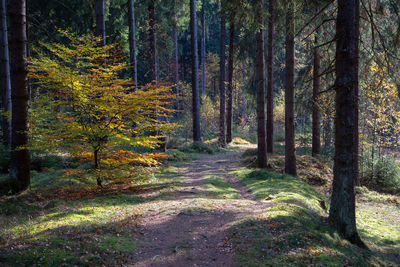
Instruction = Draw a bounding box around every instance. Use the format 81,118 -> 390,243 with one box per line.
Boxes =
202,176 -> 241,199
230,167 -> 398,266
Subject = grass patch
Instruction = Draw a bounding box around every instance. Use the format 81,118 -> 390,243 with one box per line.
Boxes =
202,176 -> 241,199
0,164 -> 182,266
230,167 -> 399,266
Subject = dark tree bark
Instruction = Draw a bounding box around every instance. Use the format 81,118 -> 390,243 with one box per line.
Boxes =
354,0 -> 360,186
285,0 -> 296,176
128,0 -> 138,88
226,15 -> 235,144
148,0 -> 157,83
173,6 -> 179,109
9,0 -> 30,191
174,7 -> 179,85
96,0 -> 105,46
266,0 -> 274,154
324,111 -> 332,149
312,34 -> 321,157
200,0 -> 206,96
218,0 -> 226,147
0,0 -> 11,146
241,61 -> 247,123
329,0 -> 365,247
190,0 -> 201,142
256,0 -> 267,168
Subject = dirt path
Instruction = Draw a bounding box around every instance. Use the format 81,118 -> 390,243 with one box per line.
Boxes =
129,149 -> 272,267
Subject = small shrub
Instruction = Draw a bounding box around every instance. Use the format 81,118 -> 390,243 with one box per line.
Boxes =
165,150 -> 192,162
297,133 -> 312,147
361,153 -> 400,192
231,137 -> 251,145
179,141 -> 219,155
30,153 -> 64,172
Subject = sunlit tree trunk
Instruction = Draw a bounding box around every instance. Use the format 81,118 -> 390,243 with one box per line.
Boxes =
190,0 -> 201,142
218,0 -> 226,147
96,0 -> 105,46
285,0 -> 296,176
0,0 -> 11,146
9,0 -> 30,191
128,0 -> 138,89
329,0 -> 365,247
256,0 -> 267,168
266,0 -> 274,153
312,34 -> 321,157
226,14 -> 235,144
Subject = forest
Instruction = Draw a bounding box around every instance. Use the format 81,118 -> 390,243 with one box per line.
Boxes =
0,0 -> 399,266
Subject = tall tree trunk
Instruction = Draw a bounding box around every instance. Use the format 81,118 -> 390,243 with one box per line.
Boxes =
0,0 -> 11,146
128,0 -> 138,88
256,0 -> 267,168
285,0 -> 296,176
200,0 -> 206,96
9,0 -> 30,191
241,60 -> 247,123
173,5 -> 179,109
218,0 -> 226,147
266,0 -> 274,153
312,34 -> 321,157
96,0 -> 105,46
324,112 -> 332,149
190,0 -> 201,142
353,0 -> 360,186
226,15 -> 235,144
148,0 -> 157,83
329,0 -> 365,247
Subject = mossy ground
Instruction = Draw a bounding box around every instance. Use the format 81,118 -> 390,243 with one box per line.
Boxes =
1,144 -> 399,266
230,167 -> 399,266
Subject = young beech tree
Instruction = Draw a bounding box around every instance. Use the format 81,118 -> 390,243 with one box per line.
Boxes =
29,32 -> 176,186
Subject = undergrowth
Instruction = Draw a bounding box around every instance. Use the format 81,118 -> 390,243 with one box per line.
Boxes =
230,168 -> 400,266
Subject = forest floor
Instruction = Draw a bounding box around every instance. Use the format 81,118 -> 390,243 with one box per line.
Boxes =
0,144 -> 399,266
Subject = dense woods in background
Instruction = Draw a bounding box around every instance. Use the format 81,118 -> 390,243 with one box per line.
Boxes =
0,0 -> 399,249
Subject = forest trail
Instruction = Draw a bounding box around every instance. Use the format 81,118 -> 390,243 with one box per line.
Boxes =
130,148 -> 273,266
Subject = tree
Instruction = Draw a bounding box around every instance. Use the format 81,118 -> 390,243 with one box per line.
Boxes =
329,0 -> 365,247
148,0 -> 157,83
9,0 -> 30,191
353,0 -> 360,186
200,0 -> 206,96
95,0 -> 105,46
256,0 -> 267,168
0,0 -> 11,146
190,0 -> 201,142
128,0 -> 138,88
218,0 -> 226,147
226,13 -> 235,144
173,3 -> 179,108
284,0 -> 296,176
266,0 -> 274,153
29,32 -> 176,185
312,33 -> 321,157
